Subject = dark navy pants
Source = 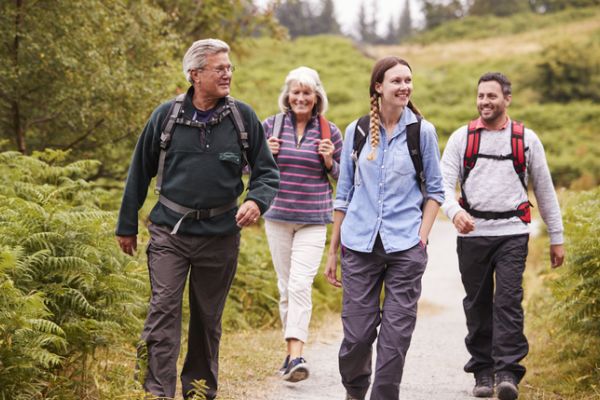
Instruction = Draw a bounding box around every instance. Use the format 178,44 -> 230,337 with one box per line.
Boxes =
457,234 -> 529,382
141,224 -> 239,399
339,237 -> 427,400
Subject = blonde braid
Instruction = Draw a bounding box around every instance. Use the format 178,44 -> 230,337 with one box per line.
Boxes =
367,94 -> 380,161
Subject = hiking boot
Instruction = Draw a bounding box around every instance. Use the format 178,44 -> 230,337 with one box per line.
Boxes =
278,354 -> 290,375
473,371 -> 494,397
496,372 -> 519,400
345,393 -> 364,400
281,357 -> 309,382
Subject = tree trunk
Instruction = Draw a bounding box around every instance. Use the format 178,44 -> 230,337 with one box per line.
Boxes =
13,0 -> 26,154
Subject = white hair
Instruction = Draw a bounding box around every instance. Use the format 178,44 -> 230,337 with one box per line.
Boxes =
277,66 -> 329,115
182,39 -> 230,83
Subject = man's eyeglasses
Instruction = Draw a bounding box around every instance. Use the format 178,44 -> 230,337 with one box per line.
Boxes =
200,65 -> 235,76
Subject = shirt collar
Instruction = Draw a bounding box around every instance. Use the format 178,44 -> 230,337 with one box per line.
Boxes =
473,115 -> 510,131
386,107 -> 418,138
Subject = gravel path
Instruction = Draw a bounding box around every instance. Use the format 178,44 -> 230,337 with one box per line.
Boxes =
265,219 -> 477,400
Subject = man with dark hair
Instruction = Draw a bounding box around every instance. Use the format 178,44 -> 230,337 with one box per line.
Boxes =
441,72 -> 565,400
115,38 -> 279,399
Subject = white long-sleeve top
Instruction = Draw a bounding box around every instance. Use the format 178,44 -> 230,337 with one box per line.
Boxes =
440,119 -> 564,244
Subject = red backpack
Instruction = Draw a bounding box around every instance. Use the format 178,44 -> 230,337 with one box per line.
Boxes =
459,119 -> 532,224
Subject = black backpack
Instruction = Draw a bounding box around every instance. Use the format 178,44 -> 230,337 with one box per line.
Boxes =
153,93 -> 249,234
352,114 -> 424,194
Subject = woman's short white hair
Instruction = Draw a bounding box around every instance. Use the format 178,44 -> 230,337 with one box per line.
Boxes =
278,66 -> 329,115
182,38 -> 230,83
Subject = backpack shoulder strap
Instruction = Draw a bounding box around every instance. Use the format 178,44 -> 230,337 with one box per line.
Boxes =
352,115 -> 370,163
272,112 -> 285,140
352,115 -> 370,178
156,93 -> 186,194
319,115 -> 331,140
227,97 -> 250,168
462,119 -> 481,184
406,116 -> 424,189
511,120 -> 527,191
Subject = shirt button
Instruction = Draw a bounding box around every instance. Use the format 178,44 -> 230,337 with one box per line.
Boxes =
381,165 -> 384,169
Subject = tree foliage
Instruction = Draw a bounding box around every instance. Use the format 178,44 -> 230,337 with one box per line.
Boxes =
422,0 -> 467,29
398,0 -> 413,41
275,0 -> 341,38
154,0 -> 285,53
0,0 -> 283,180
382,0 -> 413,45
0,150 -> 148,399
469,0 -> 530,16
0,0 -> 180,180
528,0 -> 600,12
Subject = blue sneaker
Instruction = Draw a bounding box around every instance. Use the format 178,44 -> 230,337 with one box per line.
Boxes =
278,354 -> 290,375
281,356 -> 309,382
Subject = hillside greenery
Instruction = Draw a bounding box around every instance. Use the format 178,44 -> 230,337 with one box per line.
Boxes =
412,7 -> 600,44
524,188 -> 600,398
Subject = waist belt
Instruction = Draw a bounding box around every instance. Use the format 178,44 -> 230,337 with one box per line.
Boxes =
158,195 -> 238,234
459,200 -> 532,224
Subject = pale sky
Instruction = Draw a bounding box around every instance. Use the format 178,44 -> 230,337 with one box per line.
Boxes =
255,0 -> 424,37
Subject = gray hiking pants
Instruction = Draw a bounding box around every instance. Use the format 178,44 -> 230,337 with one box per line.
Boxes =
140,224 -> 240,399
339,237 -> 427,400
457,234 -> 529,382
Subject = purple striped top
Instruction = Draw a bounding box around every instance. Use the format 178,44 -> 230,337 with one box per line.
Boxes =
262,112 -> 343,224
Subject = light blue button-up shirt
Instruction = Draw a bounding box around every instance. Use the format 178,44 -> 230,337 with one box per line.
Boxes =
334,107 -> 444,253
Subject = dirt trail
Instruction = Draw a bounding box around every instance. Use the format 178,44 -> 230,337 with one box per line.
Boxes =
264,219 -> 476,400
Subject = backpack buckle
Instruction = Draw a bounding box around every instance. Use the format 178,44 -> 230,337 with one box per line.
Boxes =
160,132 -> 170,149
517,201 -> 531,224
194,209 -> 210,219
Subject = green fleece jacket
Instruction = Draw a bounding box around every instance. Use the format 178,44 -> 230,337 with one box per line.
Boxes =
116,88 -> 279,236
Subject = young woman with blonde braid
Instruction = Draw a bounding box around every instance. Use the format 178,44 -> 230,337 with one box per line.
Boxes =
324,56 -> 444,400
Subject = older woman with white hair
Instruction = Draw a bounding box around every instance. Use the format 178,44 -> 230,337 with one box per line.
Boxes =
262,66 -> 343,382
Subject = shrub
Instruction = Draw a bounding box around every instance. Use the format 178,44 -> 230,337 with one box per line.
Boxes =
0,150 -> 148,399
527,188 -> 600,395
535,39 -> 600,103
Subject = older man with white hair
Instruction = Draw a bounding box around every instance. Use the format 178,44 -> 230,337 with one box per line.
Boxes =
116,38 -> 279,399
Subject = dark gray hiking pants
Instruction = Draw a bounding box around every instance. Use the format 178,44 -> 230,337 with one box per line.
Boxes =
457,234 -> 529,382
339,237 -> 427,400
141,224 -> 240,399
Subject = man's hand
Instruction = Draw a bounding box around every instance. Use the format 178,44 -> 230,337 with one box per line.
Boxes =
452,210 -> 475,234
550,244 -> 565,268
117,235 -> 137,256
324,251 -> 342,288
235,200 -> 261,227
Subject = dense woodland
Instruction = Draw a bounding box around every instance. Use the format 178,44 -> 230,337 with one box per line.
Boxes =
1,1 -> 599,399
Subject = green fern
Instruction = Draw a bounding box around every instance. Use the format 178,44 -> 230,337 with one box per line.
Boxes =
0,151 -> 148,398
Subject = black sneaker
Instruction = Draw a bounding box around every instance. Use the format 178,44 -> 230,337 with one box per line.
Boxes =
473,371 -> 494,398
496,372 -> 519,400
281,356 -> 309,382
278,354 -> 290,375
